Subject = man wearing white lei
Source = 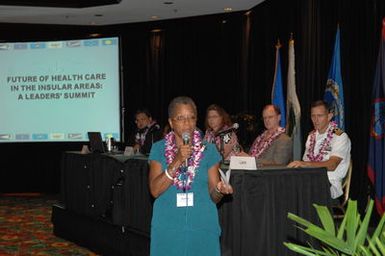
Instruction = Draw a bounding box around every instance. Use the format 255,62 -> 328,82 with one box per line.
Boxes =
288,100 -> 351,199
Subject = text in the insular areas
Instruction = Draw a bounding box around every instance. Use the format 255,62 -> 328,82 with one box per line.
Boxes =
5,73 -> 110,101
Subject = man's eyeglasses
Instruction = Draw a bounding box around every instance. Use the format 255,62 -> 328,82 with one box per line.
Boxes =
262,115 -> 278,121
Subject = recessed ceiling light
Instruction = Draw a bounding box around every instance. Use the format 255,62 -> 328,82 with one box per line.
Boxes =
151,29 -> 163,33
224,7 -> 232,12
151,15 -> 159,19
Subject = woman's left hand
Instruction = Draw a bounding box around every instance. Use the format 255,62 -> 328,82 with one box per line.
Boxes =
216,181 -> 233,195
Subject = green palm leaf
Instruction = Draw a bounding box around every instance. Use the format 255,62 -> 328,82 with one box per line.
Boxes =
367,238 -> 381,256
284,242 -> 332,256
345,200 -> 358,247
285,200 -> 385,256
314,204 -> 336,236
373,236 -> 385,254
337,212 -> 348,240
303,226 -> 352,254
353,200 -> 374,251
370,213 -> 385,241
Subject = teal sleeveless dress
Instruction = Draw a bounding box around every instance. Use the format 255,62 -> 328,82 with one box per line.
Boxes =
149,140 -> 222,256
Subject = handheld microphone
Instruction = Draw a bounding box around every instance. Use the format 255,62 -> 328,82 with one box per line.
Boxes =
182,132 -> 190,167
216,123 -> 239,137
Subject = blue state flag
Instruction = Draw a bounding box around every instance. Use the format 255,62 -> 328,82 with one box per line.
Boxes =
368,18 -> 385,216
271,41 -> 286,127
324,26 -> 345,130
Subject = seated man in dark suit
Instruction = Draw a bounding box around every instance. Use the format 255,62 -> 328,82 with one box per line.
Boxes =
132,109 -> 162,155
248,104 -> 292,166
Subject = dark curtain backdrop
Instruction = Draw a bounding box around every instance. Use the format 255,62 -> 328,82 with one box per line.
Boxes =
1,0 -> 385,215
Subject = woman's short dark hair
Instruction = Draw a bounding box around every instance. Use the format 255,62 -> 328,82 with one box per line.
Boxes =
168,96 -> 197,118
204,104 -> 232,129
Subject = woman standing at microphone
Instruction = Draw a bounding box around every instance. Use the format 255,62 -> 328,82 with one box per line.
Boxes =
148,96 -> 233,256
203,104 -> 242,161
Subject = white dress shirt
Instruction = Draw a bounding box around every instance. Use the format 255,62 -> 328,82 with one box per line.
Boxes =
303,123 -> 351,199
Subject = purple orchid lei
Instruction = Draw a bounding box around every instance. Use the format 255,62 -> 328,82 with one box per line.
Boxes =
165,130 -> 205,191
306,121 -> 337,162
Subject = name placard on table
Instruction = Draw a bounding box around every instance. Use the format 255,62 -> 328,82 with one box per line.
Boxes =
229,156 -> 257,170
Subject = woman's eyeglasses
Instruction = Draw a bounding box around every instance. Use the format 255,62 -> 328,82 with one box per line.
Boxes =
173,115 -> 197,123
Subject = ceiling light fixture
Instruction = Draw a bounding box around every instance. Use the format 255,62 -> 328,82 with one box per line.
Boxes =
224,7 -> 232,12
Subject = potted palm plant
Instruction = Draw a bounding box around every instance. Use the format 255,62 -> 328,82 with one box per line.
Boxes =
284,199 -> 385,255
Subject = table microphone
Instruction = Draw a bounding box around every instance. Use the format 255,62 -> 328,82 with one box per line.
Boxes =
216,123 -> 239,137
182,132 -> 190,167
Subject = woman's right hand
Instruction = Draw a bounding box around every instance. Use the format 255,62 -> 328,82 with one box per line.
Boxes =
175,144 -> 192,164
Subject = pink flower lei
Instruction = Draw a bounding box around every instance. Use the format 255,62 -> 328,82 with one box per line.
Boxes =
306,121 -> 336,162
165,130 -> 205,191
249,127 -> 286,158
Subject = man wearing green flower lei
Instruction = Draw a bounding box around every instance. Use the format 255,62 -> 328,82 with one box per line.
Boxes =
148,96 -> 233,256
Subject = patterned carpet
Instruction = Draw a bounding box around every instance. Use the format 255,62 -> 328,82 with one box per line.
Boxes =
0,194 -> 98,256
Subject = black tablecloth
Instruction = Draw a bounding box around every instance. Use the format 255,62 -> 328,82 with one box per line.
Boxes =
60,152 -> 153,234
60,153 -> 330,255
219,168 -> 331,256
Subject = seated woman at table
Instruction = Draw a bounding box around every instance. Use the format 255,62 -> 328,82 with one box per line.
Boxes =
203,104 -> 243,161
248,104 -> 292,167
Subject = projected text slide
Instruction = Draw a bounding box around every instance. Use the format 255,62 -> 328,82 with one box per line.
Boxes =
0,37 -> 121,142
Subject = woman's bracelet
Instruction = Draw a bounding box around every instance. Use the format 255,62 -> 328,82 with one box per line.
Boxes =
165,169 -> 174,180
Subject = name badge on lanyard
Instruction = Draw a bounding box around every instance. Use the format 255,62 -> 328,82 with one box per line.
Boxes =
176,192 -> 194,207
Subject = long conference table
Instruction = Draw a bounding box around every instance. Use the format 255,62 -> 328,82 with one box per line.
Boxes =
52,152 -> 331,256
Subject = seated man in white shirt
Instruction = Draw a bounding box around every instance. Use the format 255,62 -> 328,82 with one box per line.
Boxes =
287,100 -> 351,199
